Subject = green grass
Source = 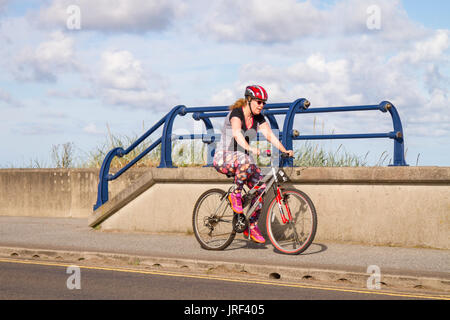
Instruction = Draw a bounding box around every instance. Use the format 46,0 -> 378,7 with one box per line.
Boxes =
293,142 -> 369,167
45,138 -> 389,169
8,125 -> 404,169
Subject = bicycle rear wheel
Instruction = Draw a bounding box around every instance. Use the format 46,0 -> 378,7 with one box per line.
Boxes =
192,189 -> 236,250
260,188 -> 317,255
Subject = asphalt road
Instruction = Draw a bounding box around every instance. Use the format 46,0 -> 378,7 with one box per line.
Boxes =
0,259 -> 433,301
0,217 -> 448,279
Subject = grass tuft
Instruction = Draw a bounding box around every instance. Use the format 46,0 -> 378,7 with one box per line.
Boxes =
7,125 -> 411,168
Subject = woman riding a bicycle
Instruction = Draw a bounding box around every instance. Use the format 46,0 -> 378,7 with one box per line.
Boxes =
213,85 -> 294,243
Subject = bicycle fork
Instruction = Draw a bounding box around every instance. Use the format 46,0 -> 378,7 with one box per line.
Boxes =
274,187 -> 293,224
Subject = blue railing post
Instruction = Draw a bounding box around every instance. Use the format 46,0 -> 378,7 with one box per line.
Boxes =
93,147 -> 124,210
93,114 -> 167,210
193,112 -> 216,167
158,105 -> 187,168
379,101 -> 408,166
261,112 -> 280,131
281,98 -> 310,167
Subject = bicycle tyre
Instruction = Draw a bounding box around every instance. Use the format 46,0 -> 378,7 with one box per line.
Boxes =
260,188 -> 317,255
192,188 -> 236,250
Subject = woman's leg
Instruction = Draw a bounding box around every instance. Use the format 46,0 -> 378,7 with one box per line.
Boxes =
215,152 -> 265,242
213,151 -> 251,214
225,151 -> 250,194
242,164 -> 266,243
245,164 -> 265,223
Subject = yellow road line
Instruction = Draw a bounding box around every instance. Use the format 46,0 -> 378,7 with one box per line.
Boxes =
0,257 -> 448,300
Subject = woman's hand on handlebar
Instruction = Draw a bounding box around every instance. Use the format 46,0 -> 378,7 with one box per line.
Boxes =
284,150 -> 294,158
261,149 -> 294,158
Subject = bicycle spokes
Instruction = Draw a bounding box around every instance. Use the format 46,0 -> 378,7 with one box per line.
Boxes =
263,188 -> 317,255
193,189 -> 236,250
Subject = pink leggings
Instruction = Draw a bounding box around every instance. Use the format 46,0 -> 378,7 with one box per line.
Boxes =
213,150 -> 265,222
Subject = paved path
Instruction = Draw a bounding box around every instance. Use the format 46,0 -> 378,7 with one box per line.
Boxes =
0,216 -> 448,294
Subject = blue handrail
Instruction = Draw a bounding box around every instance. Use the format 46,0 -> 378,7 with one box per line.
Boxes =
93,115 -> 166,210
93,99 -> 407,210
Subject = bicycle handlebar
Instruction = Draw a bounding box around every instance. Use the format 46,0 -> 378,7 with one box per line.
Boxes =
263,149 -> 294,159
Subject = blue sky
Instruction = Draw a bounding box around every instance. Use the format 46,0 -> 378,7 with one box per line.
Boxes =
402,0 -> 450,29
0,0 -> 449,167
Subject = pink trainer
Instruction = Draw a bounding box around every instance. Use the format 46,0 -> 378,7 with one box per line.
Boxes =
244,223 -> 265,243
228,193 -> 243,214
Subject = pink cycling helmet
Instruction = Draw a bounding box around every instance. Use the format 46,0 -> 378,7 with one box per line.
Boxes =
245,85 -> 268,102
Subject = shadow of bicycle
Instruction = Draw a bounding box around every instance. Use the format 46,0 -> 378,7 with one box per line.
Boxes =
299,243 -> 328,255
225,239 -> 269,251
226,239 -> 327,256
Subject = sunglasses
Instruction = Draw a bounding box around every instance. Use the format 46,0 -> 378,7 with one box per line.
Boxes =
254,100 -> 266,106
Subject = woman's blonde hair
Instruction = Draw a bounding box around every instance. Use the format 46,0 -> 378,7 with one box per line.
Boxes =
229,98 -> 247,110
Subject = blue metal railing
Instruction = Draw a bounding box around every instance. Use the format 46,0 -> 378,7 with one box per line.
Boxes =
281,101 -> 407,167
93,99 -> 407,210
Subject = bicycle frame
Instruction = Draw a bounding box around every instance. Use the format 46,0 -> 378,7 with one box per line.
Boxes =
222,159 -> 293,233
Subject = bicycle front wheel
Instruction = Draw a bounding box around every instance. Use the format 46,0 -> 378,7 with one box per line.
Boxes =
261,188 -> 317,255
192,189 -> 236,250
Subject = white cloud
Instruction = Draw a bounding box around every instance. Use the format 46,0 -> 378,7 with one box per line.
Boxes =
12,31 -> 78,81
102,88 -> 167,108
0,1 -> 7,12
233,54 -> 363,106
96,50 -> 176,110
199,0 -> 325,43
425,64 -> 448,94
391,29 -> 450,65
36,0 -> 185,33
99,50 -> 147,90
82,123 -> 103,135
198,0 -> 422,44
210,88 -> 235,105
47,87 -> 95,99
0,88 -> 23,108
0,0 -> 9,13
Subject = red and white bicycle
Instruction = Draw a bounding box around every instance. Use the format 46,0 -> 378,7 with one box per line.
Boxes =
192,152 -> 317,255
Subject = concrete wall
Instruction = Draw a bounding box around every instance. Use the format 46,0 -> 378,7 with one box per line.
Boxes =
1,167 -> 449,249
0,168 -> 149,218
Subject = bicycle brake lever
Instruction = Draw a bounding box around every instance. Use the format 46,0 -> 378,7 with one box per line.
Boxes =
281,152 -> 294,159
264,149 -> 294,159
